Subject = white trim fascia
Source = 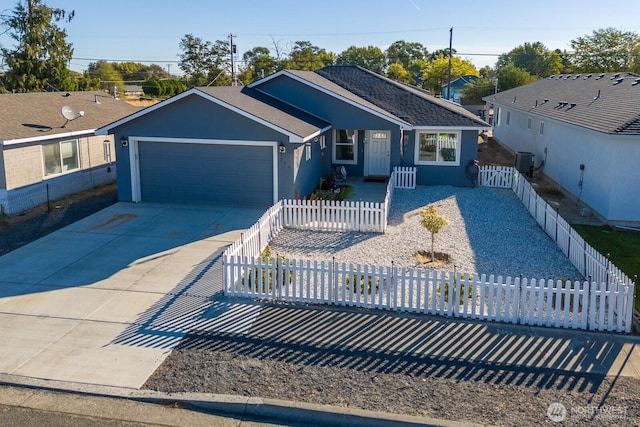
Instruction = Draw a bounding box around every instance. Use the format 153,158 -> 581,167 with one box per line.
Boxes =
272,142 -> 278,203
131,136 -> 278,146
96,89 -> 198,135
414,129 -> 462,167
302,125 -> 332,142
191,89 -> 308,143
253,71 -> 413,130
97,88 -> 315,144
2,129 -> 95,146
246,70 -> 289,88
493,103 -> 640,139
413,126 -> 490,131
128,137 -> 279,204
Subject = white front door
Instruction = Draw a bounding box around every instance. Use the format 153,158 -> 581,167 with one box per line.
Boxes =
366,130 -> 390,176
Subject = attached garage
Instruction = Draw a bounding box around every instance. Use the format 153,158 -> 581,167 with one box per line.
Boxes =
130,137 -> 277,207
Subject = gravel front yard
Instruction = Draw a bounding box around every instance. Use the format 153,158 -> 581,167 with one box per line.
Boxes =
269,186 -> 583,282
143,186 -> 640,426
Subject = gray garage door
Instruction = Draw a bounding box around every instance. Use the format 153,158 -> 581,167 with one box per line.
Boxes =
138,141 -> 274,207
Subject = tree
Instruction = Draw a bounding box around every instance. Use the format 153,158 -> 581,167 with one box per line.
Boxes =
496,42 -> 562,77
386,63 -> 411,83
281,41 -> 334,71
386,40 -> 428,83
72,70 -> 100,91
554,49 -> 575,74
87,60 -> 125,95
430,48 -> 457,60
112,62 -> 169,81
142,78 -> 162,97
421,55 -> 478,96
570,27 -> 640,73
495,63 -> 537,91
178,34 -> 230,86
1,0 -> 74,92
239,46 -> 276,84
335,45 -> 385,74
419,205 -> 448,262
460,77 -> 496,103
385,40 -> 428,69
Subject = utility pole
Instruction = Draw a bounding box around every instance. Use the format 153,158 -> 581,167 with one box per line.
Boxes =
229,34 -> 237,86
446,27 -> 453,101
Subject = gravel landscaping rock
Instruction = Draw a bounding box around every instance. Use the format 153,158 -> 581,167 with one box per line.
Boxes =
144,186 -> 640,426
146,345 -> 639,427
269,186 -> 583,282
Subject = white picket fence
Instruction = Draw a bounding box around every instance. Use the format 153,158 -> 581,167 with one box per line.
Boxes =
225,258 -> 633,332
282,199 -> 386,233
393,166 -> 417,189
478,165 -> 513,188
506,168 -> 635,291
222,165 -> 635,333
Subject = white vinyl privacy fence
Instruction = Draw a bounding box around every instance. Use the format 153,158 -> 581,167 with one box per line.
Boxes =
224,166 -> 635,333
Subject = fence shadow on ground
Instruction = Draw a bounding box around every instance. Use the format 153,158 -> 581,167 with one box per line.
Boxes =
109,252 -> 224,349
267,229 -> 377,258
178,300 -> 630,393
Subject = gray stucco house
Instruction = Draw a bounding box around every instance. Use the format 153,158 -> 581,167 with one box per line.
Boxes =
0,91 -> 139,215
98,66 -> 489,208
484,72 -> 640,224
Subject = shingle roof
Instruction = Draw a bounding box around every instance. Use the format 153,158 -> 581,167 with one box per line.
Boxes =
283,69 -> 412,127
485,72 -> 640,135
0,91 -> 140,142
315,65 -> 488,128
196,86 -> 329,138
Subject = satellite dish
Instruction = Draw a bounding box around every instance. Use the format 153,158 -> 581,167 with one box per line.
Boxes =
61,106 -> 85,128
62,105 -> 77,120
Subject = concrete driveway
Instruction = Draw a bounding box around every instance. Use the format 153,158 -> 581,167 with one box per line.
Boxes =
0,202 -> 262,389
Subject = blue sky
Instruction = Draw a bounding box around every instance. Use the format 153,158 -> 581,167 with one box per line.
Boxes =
2,0 -> 640,76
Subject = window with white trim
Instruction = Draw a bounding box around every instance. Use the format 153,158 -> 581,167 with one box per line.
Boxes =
527,117 -> 532,129
415,131 -> 460,165
43,139 -> 79,176
506,111 -> 511,125
333,129 -> 357,164
539,122 -> 545,135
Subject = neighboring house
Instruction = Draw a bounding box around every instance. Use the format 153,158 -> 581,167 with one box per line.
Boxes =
0,91 -> 139,215
97,65 -> 489,208
125,85 -> 144,97
484,72 -> 640,224
442,75 -> 478,103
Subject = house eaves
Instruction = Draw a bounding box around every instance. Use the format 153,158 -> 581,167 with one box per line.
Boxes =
484,72 -> 640,135
249,70 -> 413,130
97,87 -> 327,143
1,129 -> 95,146
0,90 -> 139,142
315,66 -> 489,129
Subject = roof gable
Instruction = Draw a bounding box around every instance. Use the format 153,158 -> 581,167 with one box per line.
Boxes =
486,72 -> 640,135
97,86 -> 329,143
0,91 -> 139,144
315,66 -> 488,128
251,69 -> 412,128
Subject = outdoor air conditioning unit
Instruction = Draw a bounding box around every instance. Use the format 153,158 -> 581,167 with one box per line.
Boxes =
515,151 -> 535,176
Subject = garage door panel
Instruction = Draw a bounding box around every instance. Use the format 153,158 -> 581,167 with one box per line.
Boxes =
138,141 -> 273,207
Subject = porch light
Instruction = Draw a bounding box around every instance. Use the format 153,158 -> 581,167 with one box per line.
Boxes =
279,142 -> 286,154
120,136 -> 128,147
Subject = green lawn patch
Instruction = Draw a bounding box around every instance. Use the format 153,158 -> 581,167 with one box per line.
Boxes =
572,225 -> 640,311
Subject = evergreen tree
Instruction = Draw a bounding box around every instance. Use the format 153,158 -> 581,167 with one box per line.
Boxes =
1,0 -> 75,92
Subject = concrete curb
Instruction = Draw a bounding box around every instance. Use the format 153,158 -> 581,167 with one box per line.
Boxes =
0,374 -> 487,427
